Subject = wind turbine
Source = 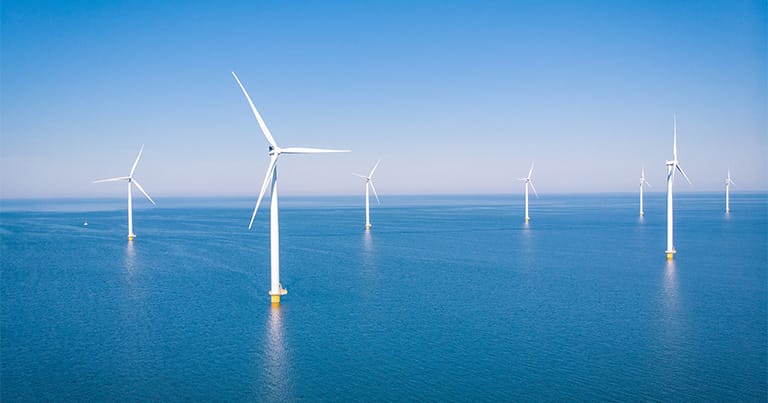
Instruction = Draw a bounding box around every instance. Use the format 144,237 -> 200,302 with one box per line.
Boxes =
665,116 -> 691,260
353,160 -> 381,230
725,169 -> 734,213
232,72 -> 350,305
639,164 -> 652,216
94,145 -> 156,241
518,162 -> 538,222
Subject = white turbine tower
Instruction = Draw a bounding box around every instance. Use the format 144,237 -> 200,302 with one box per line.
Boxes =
665,117 -> 692,260
639,165 -> 652,216
232,72 -> 350,305
94,145 -> 156,241
725,170 -> 734,213
353,160 -> 381,230
518,162 -> 538,222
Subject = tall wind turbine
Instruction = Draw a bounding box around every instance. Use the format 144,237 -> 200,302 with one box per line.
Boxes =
639,165 -> 652,216
665,117 -> 692,260
353,160 -> 381,230
725,169 -> 734,213
232,72 -> 350,305
94,145 -> 156,241
518,162 -> 538,222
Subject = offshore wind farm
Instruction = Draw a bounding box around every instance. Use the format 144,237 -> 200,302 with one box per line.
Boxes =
1,1 -> 766,401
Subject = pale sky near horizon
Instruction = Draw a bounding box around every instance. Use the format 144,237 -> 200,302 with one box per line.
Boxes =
2,0 -> 766,199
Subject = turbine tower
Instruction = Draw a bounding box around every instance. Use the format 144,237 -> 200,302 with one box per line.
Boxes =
353,160 -> 381,230
725,170 -> 734,213
94,145 -> 156,240
232,72 -> 350,305
665,117 -> 691,260
518,162 -> 538,222
639,165 -> 652,216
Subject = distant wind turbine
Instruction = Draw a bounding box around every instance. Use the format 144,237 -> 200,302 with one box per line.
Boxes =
725,169 -> 734,213
232,71 -> 350,305
665,116 -> 692,260
94,145 -> 156,241
639,165 -> 652,216
353,160 -> 381,230
518,162 -> 538,222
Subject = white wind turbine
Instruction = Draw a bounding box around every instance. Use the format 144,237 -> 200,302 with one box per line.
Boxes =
725,169 -> 734,213
232,72 -> 350,305
94,145 -> 156,240
639,164 -> 652,216
353,160 -> 381,230
665,116 -> 692,260
518,162 -> 538,222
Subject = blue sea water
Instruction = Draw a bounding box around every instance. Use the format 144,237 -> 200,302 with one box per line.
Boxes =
1,193 -> 766,401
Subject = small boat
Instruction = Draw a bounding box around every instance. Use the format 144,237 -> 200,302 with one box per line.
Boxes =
83,221 -> 89,226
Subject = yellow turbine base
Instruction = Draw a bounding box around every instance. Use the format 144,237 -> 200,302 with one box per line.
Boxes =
525,217 -> 530,222
128,235 -> 136,241
666,251 -> 675,260
269,288 -> 288,305
365,224 -> 372,230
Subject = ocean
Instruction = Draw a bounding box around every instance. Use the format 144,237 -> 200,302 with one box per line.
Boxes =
1,192 -> 766,401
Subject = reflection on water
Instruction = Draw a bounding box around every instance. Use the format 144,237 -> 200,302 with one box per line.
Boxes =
662,260 -> 678,310
659,259 -> 683,349
124,241 -> 137,274
361,231 -> 375,272
122,240 -> 147,304
362,231 -> 373,253
521,222 -> 533,253
261,305 -> 293,401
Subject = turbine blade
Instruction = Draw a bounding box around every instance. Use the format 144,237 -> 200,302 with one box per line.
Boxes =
131,179 -> 156,205
249,155 -> 278,229
645,180 -> 652,189
130,145 -> 144,177
528,162 -> 534,179
369,159 -> 381,178
673,115 -> 678,160
676,165 -> 692,185
352,173 -> 368,180
529,181 -> 539,198
280,147 -> 350,154
231,72 -> 279,149
93,176 -> 129,183
369,180 -> 380,204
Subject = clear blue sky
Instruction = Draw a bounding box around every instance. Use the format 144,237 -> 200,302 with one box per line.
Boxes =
2,0 -> 765,198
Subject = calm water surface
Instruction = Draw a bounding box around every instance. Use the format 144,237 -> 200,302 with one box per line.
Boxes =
2,193 -> 766,401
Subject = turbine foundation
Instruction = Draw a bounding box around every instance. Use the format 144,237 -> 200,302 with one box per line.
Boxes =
365,224 -> 372,230
665,250 -> 675,260
269,288 -> 288,305
128,234 -> 136,241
